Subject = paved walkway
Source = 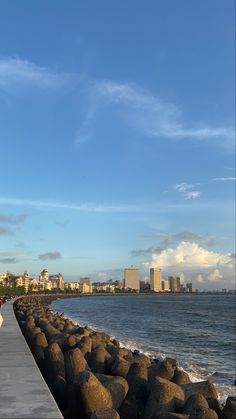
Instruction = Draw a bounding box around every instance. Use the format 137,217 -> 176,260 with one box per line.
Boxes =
0,299 -> 63,418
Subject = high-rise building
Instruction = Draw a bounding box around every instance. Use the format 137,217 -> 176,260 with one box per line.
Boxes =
124,268 -> 140,291
150,268 -> 162,292
176,277 -> 181,292
168,276 -> 180,292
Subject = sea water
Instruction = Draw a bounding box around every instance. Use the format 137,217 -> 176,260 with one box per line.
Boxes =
51,294 -> 236,402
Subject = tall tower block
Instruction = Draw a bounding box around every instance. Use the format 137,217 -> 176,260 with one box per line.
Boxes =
124,268 -> 140,291
150,267 -> 162,292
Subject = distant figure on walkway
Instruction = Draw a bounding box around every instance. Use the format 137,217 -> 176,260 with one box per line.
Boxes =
0,297 -> 3,311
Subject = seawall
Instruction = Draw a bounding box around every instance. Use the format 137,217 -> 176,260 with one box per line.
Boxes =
0,298 -> 63,418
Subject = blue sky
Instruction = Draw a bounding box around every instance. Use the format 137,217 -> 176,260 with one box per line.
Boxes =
0,0 -> 235,289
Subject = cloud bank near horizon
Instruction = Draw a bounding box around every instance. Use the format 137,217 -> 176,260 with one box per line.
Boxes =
142,241 -> 234,288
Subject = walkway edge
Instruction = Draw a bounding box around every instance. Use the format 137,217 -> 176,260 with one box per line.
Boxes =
0,299 -> 63,418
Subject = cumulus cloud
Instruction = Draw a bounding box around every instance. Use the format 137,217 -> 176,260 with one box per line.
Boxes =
149,241 -> 232,269
207,269 -> 223,282
38,251 -> 61,260
196,274 -> 205,283
175,183 -> 202,200
142,242 -> 234,289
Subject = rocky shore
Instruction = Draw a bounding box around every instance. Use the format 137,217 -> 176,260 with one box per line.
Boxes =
14,296 -> 235,419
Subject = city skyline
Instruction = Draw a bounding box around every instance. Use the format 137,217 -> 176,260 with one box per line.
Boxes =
0,1 -> 235,291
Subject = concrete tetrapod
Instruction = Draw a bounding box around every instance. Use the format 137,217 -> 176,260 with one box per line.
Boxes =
74,370 -> 113,416
64,347 -> 90,384
90,407 -> 120,419
144,376 -> 185,419
96,373 -> 129,410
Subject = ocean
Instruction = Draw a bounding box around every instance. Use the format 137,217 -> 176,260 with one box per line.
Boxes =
51,294 -> 236,403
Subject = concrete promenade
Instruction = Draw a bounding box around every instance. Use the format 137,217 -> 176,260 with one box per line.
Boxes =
0,299 -> 63,418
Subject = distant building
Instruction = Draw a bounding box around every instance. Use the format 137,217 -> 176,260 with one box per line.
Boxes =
49,273 -> 65,291
186,282 -> 194,293
176,277 -> 181,292
80,282 -> 93,294
115,280 -> 123,290
150,268 -> 162,292
161,280 -> 170,292
124,268 -> 140,291
39,269 -> 49,282
140,281 -> 150,292
64,282 -> 80,291
180,284 -> 184,293
12,272 -> 30,292
80,277 -> 91,286
168,276 -> 181,292
22,271 -> 30,292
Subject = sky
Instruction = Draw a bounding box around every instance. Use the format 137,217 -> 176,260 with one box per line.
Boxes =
0,0 -> 235,290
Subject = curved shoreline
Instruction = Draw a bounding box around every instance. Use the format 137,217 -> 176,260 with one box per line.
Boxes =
13,295 -> 235,419
51,294 -> 235,402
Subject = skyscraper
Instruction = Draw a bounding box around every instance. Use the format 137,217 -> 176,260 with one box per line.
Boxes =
168,276 -> 181,292
168,276 -> 176,292
124,268 -> 140,291
150,268 -> 162,292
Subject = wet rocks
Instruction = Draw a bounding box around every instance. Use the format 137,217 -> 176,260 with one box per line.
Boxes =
221,396 -> 236,419
171,369 -> 192,385
181,380 -> 219,401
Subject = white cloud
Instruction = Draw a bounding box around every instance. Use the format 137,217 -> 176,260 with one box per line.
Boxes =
149,241 -> 232,269
185,191 -> 202,199
94,80 -> 234,144
207,269 -> 223,282
196,274 -> 205,283
0,57 -> 69,90
143,241 -> 234,289
175,183 -> 194,193
175,183 -> 202,200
